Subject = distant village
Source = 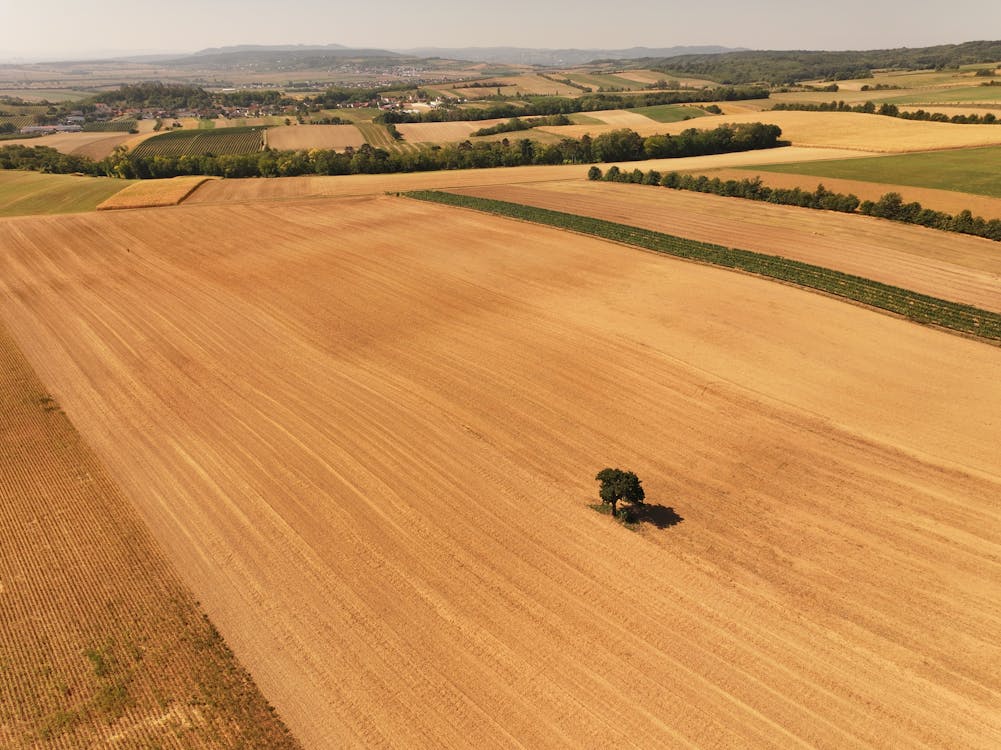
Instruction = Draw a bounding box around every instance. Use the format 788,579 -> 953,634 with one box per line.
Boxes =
17,88 -> 459,134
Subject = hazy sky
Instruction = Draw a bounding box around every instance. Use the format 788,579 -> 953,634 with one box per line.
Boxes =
2,0 -> 999,59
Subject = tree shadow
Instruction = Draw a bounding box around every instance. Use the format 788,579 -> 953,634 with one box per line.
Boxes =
630,503 -> 684,529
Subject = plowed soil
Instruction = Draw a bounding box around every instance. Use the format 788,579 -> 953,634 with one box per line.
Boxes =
0,322 -> 299,748
450,180 -> 1001,313
0,197 -> 998,749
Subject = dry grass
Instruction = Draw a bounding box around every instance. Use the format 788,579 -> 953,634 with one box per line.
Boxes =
97,176 -> 214,210
0,198 -> 998,747
539,110 -> 1001,152
265,124 -> 366,151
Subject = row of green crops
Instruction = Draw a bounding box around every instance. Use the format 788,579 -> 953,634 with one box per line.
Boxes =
403,190 -> 1001,343
130,127 -> 265,159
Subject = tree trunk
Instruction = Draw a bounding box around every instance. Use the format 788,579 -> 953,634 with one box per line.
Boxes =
611,500 -> 617,518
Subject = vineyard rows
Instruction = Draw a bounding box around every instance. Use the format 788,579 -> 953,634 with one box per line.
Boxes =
406,190 -> 1001,342
355,122 -> 422,154
82,119 -> 137,132
131,127 -> 265,159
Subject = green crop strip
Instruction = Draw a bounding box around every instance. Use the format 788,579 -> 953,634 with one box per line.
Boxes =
403,190 -> 1001,343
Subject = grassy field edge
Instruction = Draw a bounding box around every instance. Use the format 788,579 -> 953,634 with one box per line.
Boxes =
403,190 -> 1001,343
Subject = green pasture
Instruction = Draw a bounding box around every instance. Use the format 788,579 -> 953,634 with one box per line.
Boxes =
882,85 -> 1001,105
0,171 -> 131,217
753,146 -> 1001,198
631,104 -> 709,123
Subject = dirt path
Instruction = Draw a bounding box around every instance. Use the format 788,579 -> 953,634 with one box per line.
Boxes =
0,197 -> 998,748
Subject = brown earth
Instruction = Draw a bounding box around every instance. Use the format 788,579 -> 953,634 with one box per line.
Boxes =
0,197 -> 998,748
684,168 -> 1001,220
450,180 -> 1001,313
0,321 -> 300,748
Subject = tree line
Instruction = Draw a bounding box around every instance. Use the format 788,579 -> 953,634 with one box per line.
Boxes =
772,100 -> 1000,124
589,166 -> 1001,242
376,87 -> 769,124
0,123 -> 783,180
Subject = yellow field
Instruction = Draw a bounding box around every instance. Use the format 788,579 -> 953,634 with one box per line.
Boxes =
395,119 -> 509,143
96,176 -> 214,210
539,110 -> 1001,152
0,196 -> 997,748
265,124 -> 366,151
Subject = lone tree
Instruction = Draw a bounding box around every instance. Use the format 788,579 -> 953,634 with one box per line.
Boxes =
595,468 -> 645,518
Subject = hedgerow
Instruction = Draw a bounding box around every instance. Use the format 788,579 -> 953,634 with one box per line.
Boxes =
403,190 -> 1001,343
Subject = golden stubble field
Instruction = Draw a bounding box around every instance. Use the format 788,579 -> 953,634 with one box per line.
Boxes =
0,322 -> 299,748
539,110 -> 1001,152
449,180 -> 1001,313
0,196 -> 998,748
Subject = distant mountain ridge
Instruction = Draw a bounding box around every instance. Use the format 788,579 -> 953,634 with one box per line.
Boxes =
393,46 -> 739,66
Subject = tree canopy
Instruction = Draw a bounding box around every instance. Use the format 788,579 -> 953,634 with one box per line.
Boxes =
595,468 -> 645,518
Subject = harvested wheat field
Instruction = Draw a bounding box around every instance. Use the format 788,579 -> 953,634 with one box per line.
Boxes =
539,110 -> 1001,152
451,180 -> 1001,312
688,168 -> 1001,219
395,119 -> 508,143
184,146 -> 865,205
0,196 -> 999,749
15,132 -> 133,160
265,124 -> 366,151
583,108 -> 660,127
0,321 -> 300,748
97,176 -> 215,210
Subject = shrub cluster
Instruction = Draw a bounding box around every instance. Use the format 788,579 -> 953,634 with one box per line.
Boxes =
470,115 -> 572,136
588,166 -> 1001,242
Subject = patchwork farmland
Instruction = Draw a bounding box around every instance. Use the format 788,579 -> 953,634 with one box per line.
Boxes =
2,39 -> 1001,750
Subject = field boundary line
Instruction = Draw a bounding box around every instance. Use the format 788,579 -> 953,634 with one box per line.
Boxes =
402,190 -> 1001,344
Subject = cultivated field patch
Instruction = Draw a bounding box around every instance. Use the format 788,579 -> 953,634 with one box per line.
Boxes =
265,124 -> 366,151
130,127 -> 265,159
0,171 -> 132,217
539,110 -> 1001,152
753,145 -> 1001,197
0,321 -> 300,749
96,176 -> 214,210
0,198 -> 998,748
